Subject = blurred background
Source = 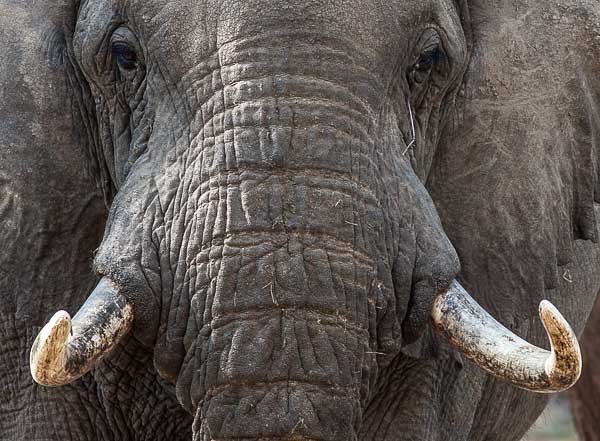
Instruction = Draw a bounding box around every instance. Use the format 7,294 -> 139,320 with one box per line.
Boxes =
524,395 -> 578,441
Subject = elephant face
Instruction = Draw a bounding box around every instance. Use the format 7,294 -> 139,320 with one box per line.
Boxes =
70,1 -> 465,438
25,1 -> 594,440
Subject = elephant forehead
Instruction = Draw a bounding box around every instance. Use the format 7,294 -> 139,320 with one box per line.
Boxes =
122,0 -> 439,77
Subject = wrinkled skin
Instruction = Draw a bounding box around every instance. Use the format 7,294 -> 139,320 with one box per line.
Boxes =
81,2 -> 463,440
0,2 -> 192,440
0,2 -> 107,439
1,1 -> 600,441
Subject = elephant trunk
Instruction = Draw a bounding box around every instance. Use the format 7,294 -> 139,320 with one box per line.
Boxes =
183,231 -> 375,441
193,311 -> 366,440
30,277 -> 132,386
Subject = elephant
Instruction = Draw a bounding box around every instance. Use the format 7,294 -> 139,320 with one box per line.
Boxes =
2,0 -> 600,440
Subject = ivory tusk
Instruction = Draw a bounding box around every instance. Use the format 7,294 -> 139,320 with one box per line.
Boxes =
431,280 -> 581,393
30,277 -> 133,387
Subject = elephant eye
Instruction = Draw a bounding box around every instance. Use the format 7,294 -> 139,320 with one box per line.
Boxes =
410,45 -> 445,84
108,27 -> 143,79
111,41 -> 138,71
414,47 -> 444,72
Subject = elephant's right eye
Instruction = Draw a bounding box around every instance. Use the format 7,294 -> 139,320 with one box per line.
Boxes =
111,42 -> 138,71
414,47 -> 444,74
108,27 -> 143,81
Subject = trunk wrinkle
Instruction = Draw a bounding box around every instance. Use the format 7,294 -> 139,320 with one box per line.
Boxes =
207,306 -> 370,333
188,229 -> 376,266
205,379 -> 361,398
189,166 -> 380,207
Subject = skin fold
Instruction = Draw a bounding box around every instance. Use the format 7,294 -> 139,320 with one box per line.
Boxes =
0,0 -> 599,440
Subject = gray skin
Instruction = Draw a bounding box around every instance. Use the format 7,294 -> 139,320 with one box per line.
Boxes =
431,1 -> 600,439
0,1 -> 192,440
2,0 -> 600,441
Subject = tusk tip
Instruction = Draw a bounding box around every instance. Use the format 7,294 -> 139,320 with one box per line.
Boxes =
30,279 -> 133,387
30,311 -> 72,386
538,299 -> 582,392
538,299 -> 561,320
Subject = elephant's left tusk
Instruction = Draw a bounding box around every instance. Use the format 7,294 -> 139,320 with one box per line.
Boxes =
431,280 -> 581,393
30,277 -> 133,387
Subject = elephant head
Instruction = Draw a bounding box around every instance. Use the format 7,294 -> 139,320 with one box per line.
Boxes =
15,0 -> 599,440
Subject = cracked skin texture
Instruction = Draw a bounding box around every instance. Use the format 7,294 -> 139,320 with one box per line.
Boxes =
1,0 -> 600,440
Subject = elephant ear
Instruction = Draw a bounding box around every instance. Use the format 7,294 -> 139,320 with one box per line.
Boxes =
424,0 -> 600,437
429,0 -> 600,330
0,1 -> 107,438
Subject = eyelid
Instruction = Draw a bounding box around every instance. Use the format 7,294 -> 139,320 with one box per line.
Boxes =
422,36 -> 442,52
109,27 -> 141,56
111,41 -> 133,52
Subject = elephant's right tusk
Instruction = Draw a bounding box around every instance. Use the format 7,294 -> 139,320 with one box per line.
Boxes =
30,277 -> 133,387
431,280 -> 581,393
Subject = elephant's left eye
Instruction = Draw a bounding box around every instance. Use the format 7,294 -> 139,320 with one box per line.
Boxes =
406,28 -> 452,109
410,45 -> 445,85
415,47 -> 444,72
